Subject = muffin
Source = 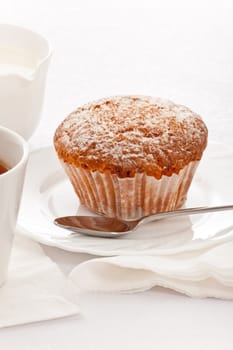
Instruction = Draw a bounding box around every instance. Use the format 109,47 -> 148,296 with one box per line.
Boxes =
54,96 -> 208,220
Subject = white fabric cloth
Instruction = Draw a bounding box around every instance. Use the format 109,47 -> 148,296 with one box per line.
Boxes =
0,233 -> 79,328
70,240 -> 233,300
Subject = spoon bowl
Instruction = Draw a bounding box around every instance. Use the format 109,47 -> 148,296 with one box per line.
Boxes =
54,204 -> 233,238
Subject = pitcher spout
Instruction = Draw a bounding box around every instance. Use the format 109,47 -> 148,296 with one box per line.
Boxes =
0,24 -> 51,139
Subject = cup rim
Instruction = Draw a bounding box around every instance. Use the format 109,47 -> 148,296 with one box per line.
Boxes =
0,126 -> 29,178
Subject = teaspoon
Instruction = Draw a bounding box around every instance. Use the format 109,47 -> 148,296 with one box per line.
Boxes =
54,204 -> 233,238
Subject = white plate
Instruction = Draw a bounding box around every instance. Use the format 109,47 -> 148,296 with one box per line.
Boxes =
18,143 -> 233,256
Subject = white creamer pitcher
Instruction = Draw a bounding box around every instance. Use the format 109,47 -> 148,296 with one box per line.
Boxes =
0,24 -> 51,140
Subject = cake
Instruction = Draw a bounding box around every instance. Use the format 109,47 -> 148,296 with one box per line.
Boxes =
54,96 -> 208,220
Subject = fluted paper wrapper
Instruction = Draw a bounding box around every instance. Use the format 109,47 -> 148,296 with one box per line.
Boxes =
62,161 -> 199,220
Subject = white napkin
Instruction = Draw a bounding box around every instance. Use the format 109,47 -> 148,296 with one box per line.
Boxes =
70,240 -> 233,300
0,233 -> 79,328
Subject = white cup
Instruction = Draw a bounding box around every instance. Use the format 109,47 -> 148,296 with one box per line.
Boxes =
0,126 -> 29,286
0,23 -> 52,140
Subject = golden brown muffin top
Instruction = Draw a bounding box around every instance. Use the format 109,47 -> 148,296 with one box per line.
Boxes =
54,96 -> 208,179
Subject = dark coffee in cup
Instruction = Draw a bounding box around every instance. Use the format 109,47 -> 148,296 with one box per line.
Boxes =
0,161 -> 9,175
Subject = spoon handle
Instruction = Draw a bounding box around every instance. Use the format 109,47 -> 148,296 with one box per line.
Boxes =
140,204 -> 233,225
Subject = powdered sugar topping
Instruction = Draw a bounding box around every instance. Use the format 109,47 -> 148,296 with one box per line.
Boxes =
54,95 -> 208,178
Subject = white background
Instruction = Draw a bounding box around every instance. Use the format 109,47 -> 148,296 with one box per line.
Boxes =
1,0 -> 233,146
0,0 -> 233,349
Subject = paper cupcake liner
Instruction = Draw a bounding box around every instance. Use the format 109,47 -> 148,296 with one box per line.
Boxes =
62,161 -> 199,220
